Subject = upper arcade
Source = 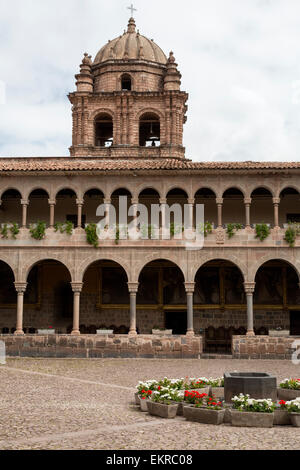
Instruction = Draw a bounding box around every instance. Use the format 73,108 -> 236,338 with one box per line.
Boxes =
68,18 -> 188,159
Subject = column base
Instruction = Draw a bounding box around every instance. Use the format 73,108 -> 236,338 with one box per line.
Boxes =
246,330 -> 255,337
186,330 -> 195,337
14,330 -> 24,336
71,330 -> 81,336
128,330 -> 137,336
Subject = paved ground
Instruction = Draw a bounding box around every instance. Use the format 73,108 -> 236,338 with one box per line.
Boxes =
0,357 -> 299,450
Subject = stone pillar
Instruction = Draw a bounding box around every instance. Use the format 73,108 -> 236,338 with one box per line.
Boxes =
159,198 -> 167,237
273,197 -> 280,228
21,199 -> 29,228
128,282 -> 139,336
71,282 -> 83,336
244,198 -> 251,228
185,282 -> 195,336
104,198 -> 111,228
14,282 -> 27,336
76,199 -> 84,228
131,198 -> 139,233
216,198 -> 223,228
187,198 -> 195,229
244,282 -> 256,336
48,199 -> 56,228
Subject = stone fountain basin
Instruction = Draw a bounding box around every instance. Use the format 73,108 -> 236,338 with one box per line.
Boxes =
224,372 -> 277,403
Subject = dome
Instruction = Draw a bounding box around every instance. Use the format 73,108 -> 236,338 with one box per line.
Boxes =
93,18 -> 167,66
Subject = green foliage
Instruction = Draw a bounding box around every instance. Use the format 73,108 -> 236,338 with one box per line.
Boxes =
196,222 -> 213,237
85,223 -> 98,248
170,223 -> 184,237
141,224 -> 155,239
29,221 -> 46,240
115,226 -> 120,245
226,223 -> 243,238
10,223 -> 20,239
255,223 -> 270,242
1,224 -> 8,239
54,221 -> 74,235
284,226 -> 296,247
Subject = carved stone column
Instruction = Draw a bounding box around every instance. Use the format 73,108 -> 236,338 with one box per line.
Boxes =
48,199 -> 56,228
244,282 -> 256,336
187,198 -> 195,229
128,282 -> 139,336
71,282 -> 83,336
273,197 -> 280,228
185,282 -> 195,336
14,282 -> 27,336
21,199 -> 29,228
104,198 -> 111,227
76,199 -> 84,228
244,198 -> 252,228
159,198 -> 167,237
216,198 -> 223,228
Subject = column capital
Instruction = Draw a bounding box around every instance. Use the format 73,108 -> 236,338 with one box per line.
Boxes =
128,282 -> 139,294
272,197 -> 280,205
185,282 -> 195,293
188,198 -> 195,205
104,198 -> 111,205
71,282 -> 83,293
76,199 -> 84,206
244,197 -> 252,205
14,282 -> 27,293
159,198 -> 167,205
21,199 -> 29,206
244,281 -> 255,294
131,198 -> 139,205
48,199 -> 56,205
216,198 -> 223,205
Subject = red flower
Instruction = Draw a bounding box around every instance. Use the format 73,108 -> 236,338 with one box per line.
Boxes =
279,400 -> 286,406
142,397 -> 146,400
148,390 -> 152,395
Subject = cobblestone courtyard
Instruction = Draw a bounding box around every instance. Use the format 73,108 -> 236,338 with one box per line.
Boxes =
0,358 -> 299,450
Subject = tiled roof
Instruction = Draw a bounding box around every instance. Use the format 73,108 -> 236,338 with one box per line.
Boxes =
0,157 -> 299,173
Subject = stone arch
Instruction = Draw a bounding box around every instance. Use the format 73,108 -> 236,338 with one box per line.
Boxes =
134,254 -> 187,283
250,255 -> 300,284
136,107 -> 164,122
25,186 -> 50,200
77,255 -> 131,283
165,185 -> 191,200
0,187 -> 24,199
108,186 -> 133,199
54,186 -> 79,200
89,108 -> 115,122
137,185 -> 162,199
190,254 -> 247,283
0,257 -> 17,281
250,185 -> 275,197
278,185 -> 300,198
119,72 -> 134,91
20,255 -> 74,283
222,186 -> 246,198
193,186 -> 217,198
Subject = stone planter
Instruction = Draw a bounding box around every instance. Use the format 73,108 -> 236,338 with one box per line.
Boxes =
274,409 -> 291,426
277,388 -> 300,401
96,330 -> 114,335
146,401 -> 178,418
183,406 -> 225,425
269,330 -> 289,337
37,329 -> 55,335
134,392 -> 140,405
224,372 -> 277,403
176,401 -> 190,416
290,413 -> 300,427
210,387 -> 224,399
230,410 -> 274,428
139,397 -> 149,412
152,329 -> 172,335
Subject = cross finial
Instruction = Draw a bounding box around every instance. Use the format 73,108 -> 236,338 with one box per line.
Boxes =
127,3 -> 137,17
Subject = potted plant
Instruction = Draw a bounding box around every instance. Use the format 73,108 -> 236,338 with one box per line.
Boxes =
147,388 -> 182,418
274,400 -> 291,426
135,380 -> 159,407
96,328 -> 114,335
230,394 -> 275,428
278,378 -> 300,400
183,395 -> 225,425
152,326 -> 173,335
286,398 -> 300,427
208,377 -> 225,399
139,389 -> 153,412
37,326 -> 55,335
185,377 -> 211,395
269,327 -> 289,337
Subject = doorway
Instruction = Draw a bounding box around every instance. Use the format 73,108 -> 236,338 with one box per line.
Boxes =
290,311 -> 300,335
165,311 -> 187,335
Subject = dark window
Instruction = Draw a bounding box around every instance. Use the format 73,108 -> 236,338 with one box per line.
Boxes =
287,214 -> 300,223
139,113 -> 160,147
95,114 -> 113,147
121,74 -> 132,91
67,214 -> 86,228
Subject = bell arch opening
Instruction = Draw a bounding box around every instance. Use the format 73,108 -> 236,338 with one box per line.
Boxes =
121,74 -> 132,91
95,113 -> 113,147
139,113 -> 160,147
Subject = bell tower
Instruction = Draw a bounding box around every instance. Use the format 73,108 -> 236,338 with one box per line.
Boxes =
68,17 -> 188,159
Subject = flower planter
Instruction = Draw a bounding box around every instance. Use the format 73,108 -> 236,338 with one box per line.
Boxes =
277,388 -> 300,401
37,329 -> 55,335
139,397 -> 149,412
185,386 -> 211,396
134,392 -> 140,405
152,329 -> 172,335
96,330 -> 114,335
146,401 -> 178,418
183,406 -> 225,425
274,409 -> 290,426
210,387 -> 224,399
176,402 -> 190,416
290,413 -> 300,427
269,330 -> 289,337
230,410 -> 274,428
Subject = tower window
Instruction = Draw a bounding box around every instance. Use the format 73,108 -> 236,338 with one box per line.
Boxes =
95,113 -> 113,147
139,113 -> 160,147
121,74 -> 132,91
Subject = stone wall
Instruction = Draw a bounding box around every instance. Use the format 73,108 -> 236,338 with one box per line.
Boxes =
0,334 -> 202,359
232,335 -> 299,359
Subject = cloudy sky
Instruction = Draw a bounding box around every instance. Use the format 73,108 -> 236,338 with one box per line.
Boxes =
0,0 -> 300,161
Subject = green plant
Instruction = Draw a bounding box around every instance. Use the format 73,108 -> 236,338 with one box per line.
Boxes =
170,222 -> 183,237
284,225 -> 296,247
1,224 -> 8,239
196,222 -> 213,237
280,378 -> 300,390
54,221 -> 74,235
85,223 -> 98,248
115,226 -> 120,245
255,223 -> 270,242
226,223 -> 243,239
10,222 -> 20,239
29,221 -> 46,240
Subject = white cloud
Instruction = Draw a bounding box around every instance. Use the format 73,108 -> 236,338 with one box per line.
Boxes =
0,0 -> 300,161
